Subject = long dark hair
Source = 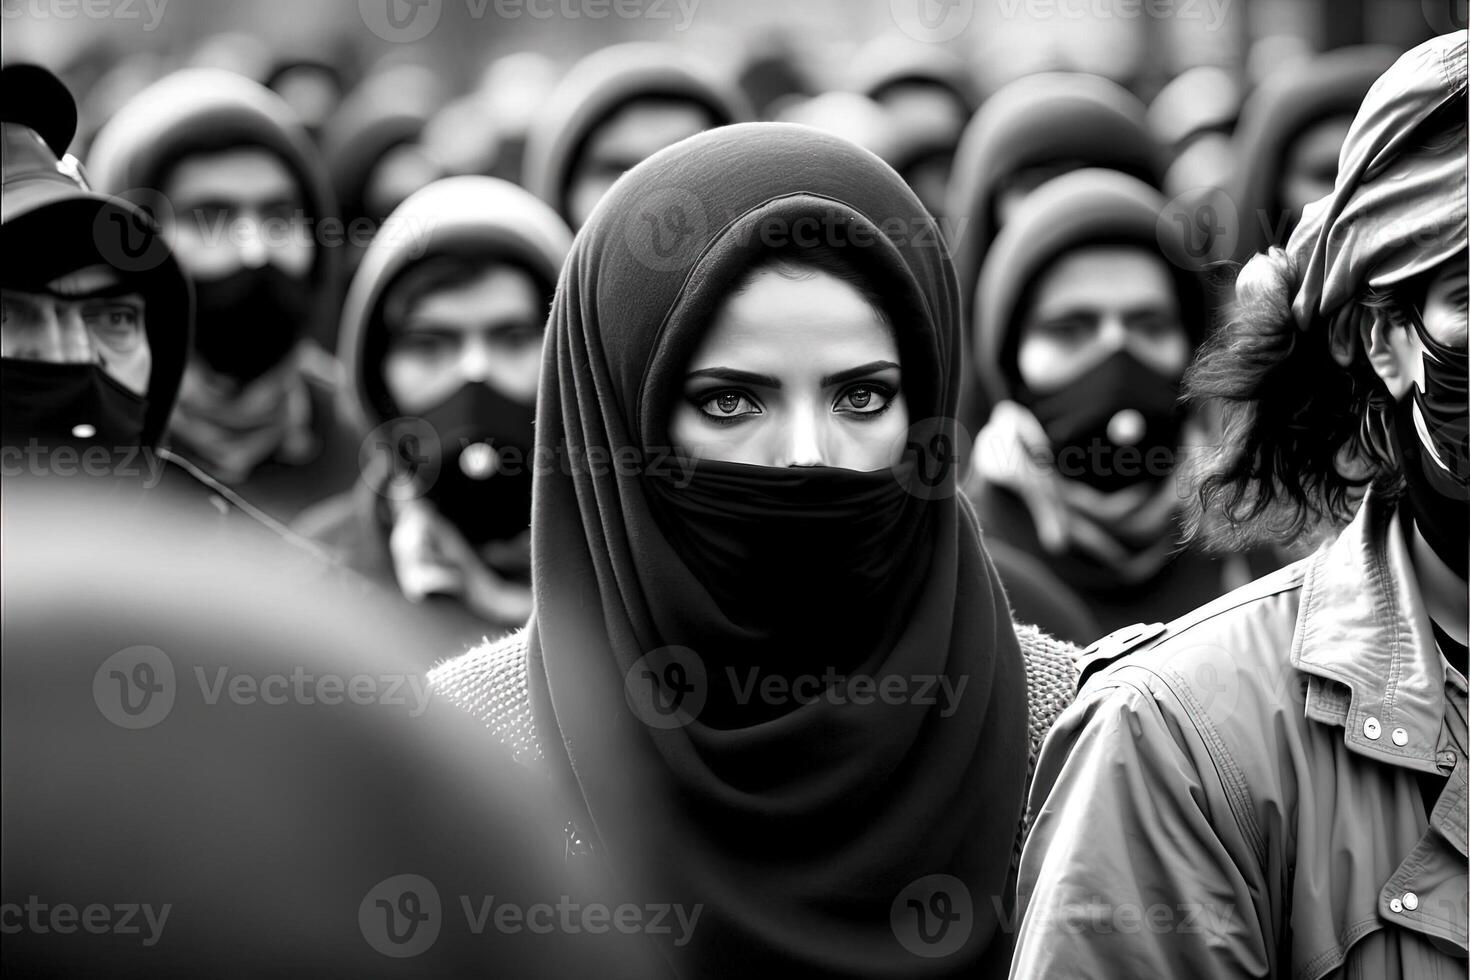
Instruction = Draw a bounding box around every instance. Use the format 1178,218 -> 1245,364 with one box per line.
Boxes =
1181,246 -> 1417,550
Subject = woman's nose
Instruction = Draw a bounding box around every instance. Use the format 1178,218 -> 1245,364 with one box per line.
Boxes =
783,406 -> 827,468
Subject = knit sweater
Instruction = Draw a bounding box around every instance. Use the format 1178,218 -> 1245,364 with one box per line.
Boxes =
429,622 -> 1081,867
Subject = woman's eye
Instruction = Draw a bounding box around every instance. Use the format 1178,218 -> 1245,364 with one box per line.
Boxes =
698,390 -> 760,420
835,384 -> 892,415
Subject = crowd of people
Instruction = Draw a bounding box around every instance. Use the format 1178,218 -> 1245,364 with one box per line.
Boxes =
1,18 -> 1465,979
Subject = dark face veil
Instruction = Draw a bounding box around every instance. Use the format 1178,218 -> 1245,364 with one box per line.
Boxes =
525,122 -> 1028,977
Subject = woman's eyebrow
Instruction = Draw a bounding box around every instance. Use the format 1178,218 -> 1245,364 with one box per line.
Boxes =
821,360 -> 900,387
685,367 -> 782,388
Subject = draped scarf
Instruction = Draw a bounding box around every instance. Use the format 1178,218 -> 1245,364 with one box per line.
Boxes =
524,123 -> 1029,977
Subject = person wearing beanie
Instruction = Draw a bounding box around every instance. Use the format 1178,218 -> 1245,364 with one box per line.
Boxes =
87,68 -> 361,523
522,42 -> 752,230
966,168 -> 1278,637
294,176 -> 572,654
943,71 -> 1165,430
1014,32 -> 1468,978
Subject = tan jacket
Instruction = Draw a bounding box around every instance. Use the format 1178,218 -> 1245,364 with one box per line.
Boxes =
1013,489 -> 1468,979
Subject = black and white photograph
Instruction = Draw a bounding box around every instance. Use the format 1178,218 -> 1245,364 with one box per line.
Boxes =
1,0 -> 1466,975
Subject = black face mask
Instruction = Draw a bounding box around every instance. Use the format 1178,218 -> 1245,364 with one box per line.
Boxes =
645,460 -> 926,683
193,264 -> 312,382
1024,349 -> 1184,494
1,359 -> 149,454
1392,316 -> 1468,580
393,381 -> 537,547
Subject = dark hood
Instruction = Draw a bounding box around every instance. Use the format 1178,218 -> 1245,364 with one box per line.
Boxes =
973,168 -> 1206,407
1,64 -> 191,448
521,43 -> 752,225
85,68 -> 339,342
337,175 -> 572,430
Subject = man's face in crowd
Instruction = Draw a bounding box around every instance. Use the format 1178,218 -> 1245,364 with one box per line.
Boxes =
383,264 -> 544,414
1,265 -> 150,394
566,99 -> 714,229
161,147 -> 313,281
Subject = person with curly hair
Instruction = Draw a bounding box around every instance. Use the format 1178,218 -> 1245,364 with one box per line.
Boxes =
1011,32 -> 1467,979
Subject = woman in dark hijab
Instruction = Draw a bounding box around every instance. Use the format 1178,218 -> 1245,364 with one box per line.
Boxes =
1227,44 -> 1401,263
943,71 -> 1164,430
432,123 -> 1079,977
522,42 -> 752,229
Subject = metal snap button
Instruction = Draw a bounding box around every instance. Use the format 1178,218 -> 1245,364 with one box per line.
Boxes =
1391,727 -> 1408,746
1363,716 -> 1382,740
1403,892 -> 1419,911
1389,897 -> 1403,913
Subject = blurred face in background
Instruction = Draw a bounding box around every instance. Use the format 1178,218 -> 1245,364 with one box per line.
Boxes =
1280,115 -> 1353,215
1,265 -> 150,394
382,263 -> 543,413
162,146 -> 316,381
162,147 -> 312,280
670,265 -> 909,471
1017,245 -> 1188,394
874,82 -> 968,216
994,161 -> 1079,229
567,99 -> 714,228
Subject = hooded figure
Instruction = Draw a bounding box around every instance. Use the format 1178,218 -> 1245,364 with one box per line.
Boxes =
967,168 -> 1276,635
430,123 -> 1081,977
848,38 -> 978,219
321,63 -> 446,310
294,176 -> 572,650
1014,34 -> 1467,977
87,68 -> 361,523
522,43 -> 753,229
1227,45 -> 1403,263
2,64 -> 189,463
2,64 -> 331,551
943,71 -> 1164,430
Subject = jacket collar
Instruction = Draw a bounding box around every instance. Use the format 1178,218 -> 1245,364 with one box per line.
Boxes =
1292,488 -> 1449,772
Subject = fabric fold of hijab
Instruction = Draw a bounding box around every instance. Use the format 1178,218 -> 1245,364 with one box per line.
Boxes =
526,122 -> 1027,977
1287,31 -> 1468,330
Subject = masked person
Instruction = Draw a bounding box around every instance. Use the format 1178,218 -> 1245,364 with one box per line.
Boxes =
1,64 -> 331,551
1014,33 -> 1468,978
966,168 -> 1279,637
294,177 -> 571,648
1228,44 -> 1402,263
430,123 -> 1081,978
522,42 -> 752,230
86,68 -> 360,524
944,72 -> 1164,431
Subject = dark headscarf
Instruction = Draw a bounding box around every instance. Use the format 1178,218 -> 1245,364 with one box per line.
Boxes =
1228,45 -> 1402,263
521,43 -> 752,225
526,122 -> 1028,977
945,71 -> 1163,320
